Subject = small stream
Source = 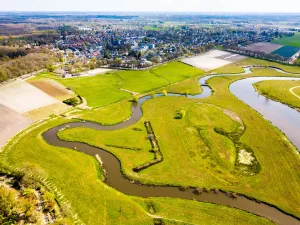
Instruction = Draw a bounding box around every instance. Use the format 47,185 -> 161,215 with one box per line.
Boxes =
43,67 -> 300,225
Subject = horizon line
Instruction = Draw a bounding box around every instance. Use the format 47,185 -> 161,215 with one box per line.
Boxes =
0,11 -> 300,14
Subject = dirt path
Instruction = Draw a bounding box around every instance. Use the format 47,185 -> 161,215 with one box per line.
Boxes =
290,86 -> 300,99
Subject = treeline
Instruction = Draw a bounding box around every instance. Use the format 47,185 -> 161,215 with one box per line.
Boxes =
0,53 -> 56,82
0,46 -> 31,60
0,31 -> 60,47
224,45 -> 287,63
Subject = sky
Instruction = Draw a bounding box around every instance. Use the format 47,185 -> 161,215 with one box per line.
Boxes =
1,0 -> 300,13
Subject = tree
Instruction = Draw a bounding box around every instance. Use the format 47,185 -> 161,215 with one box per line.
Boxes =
46,64 -> 55,72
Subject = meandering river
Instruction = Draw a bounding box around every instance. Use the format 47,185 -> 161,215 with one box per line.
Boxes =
43,67 -> 300,225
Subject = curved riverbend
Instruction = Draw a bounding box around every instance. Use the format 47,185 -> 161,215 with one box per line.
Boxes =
42,67 -> 300,225
230,77 -> 300,150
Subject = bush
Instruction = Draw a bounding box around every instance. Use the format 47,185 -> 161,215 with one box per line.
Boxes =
63,97 -> 79,106
130,95 -> 139,103
46,64 -> 55,72
162,90 -> 167,96
178,109 -> 186,119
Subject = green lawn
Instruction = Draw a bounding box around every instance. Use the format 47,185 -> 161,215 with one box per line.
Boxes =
151,61 -> 204,83
254,80 -> 300,108
272,32 -> 300,48
115,70 -> 168,93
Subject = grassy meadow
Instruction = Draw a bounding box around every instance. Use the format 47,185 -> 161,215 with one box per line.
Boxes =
272,32 -> 300,48
254,80 -> 300,108
151,61 -> 204,83
213,57 -> 300,74
3,57 -> 300,224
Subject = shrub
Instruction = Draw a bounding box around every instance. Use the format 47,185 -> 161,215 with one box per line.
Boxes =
179,109 -> 186,119
131,95 -> 139,103
162,90 -> 167,96
63,97 -> 79,106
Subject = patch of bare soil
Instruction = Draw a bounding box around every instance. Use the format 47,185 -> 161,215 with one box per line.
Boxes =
29,79 -> 75,101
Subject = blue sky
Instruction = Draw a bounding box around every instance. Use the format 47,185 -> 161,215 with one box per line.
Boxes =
1,0 -> 300,12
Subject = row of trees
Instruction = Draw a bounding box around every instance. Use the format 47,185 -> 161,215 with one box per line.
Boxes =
0,46 -> 30,60
224,45 -> 287,63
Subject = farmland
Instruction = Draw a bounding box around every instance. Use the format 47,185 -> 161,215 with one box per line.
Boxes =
272,45 -> 300,58
1,56 -> 300,225
272,32 -> 300,48
243,42 -> 283,54
182,50 -> 247,71
254,80 -> 300,109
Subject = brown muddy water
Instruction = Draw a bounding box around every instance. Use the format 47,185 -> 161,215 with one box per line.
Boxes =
42,67 -> 300,225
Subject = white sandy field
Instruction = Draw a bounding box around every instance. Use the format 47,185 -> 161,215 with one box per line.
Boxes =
0,80 -> 58,114
181,50 -> 247,71
0,80 -> 62,149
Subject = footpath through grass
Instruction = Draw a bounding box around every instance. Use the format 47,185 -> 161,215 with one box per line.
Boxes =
254,80 -> 300,109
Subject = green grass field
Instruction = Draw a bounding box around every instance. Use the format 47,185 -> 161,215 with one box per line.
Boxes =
212,57 -> 300,74
166,77 -> 202,95
254,80 -> 300,108
115,70 -> 168,94
272,32 -> 300,48
1,113 -> 274,225
151,61 -> 204,83
30,72 -> 132,108
3,57 -> 300,224
73,100 -> 133,124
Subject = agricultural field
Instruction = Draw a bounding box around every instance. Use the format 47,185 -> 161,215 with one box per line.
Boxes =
0,104 -> 32,149
212,57 -> 300,74
272,45 -> 300,58
181,50 -> 246,71
2,57 -> 300,225
272,32 -> 300,48
29,79 -> 75,101
0,81 -> 58,114
243,42 -> 283,54
254,80 -> 300,109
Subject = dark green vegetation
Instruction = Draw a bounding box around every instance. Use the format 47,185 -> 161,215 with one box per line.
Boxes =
254,80 -> 300,109
2,59 -> 300,224
272,46 -> 300,58
272,32 -> 300,48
